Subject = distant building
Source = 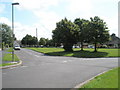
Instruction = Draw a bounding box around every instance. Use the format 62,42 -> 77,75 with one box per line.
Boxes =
105,33 -> 120,48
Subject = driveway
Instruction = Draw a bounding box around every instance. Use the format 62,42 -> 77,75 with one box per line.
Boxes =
2,48 -> 118,88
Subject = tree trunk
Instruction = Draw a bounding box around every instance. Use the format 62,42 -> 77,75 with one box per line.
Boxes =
94,43 -> 97,52
81,42 -> 83,51
63,43 -> 73,52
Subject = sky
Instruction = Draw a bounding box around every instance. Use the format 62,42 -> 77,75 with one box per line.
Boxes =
0,0 -> 119,40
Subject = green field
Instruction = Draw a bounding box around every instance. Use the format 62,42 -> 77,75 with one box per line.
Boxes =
27,48 -> 120,58
80,67 -> 119,88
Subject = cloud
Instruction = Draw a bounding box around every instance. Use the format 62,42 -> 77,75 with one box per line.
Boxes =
67,0 -> 93,14
34,10 -> 61,29
66,0 -> 118,36
11,0 -> 63,39
0,17 -> 53,40
0,17 -> 11,26
1,0 -> 119,40
13,0 -> 60,11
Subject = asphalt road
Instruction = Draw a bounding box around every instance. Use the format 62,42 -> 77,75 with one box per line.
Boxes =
2,48 -> 118,88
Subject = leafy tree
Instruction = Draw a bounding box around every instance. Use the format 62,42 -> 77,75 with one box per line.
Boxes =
31,36 -> 38,45
74,18 -> 90,51
0,29 -> 2,49
21,34 -> 37,45
39,38 -> 55,47
0,23 -> 16,49
39,37 -> 46,46
89,16 -> 110,52
1,23 -> 12,45
52,18 -> 80,52
21,34 -> 31,45
21,37 -> 26,45
47,39 -> 55,47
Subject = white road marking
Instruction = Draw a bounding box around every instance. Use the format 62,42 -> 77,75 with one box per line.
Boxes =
34,55 -> 40,57
62,61 -> 67,63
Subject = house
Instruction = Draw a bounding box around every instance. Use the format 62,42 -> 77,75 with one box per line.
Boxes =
105,34 -> 120,48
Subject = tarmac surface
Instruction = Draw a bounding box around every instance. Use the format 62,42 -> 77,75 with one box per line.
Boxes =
2,48 -> 118,88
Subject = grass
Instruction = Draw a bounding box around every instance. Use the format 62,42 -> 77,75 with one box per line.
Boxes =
27,48 -> 120,58
0,63 -> 15,67
0,53 -> 19,67
7,47 -> 13,52
0,48 -> 19,67
80,67 -> 119,88
3,53 -> 19,61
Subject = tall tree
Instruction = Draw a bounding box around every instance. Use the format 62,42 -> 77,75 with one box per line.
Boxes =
39,37 -> 46,46
52,18 -> 80,52
31,36 -> 38,45
74,18 -> 89,51
21,34 -> 37,45
89,16 -> 110,52
46,39 -> 55,47
1,23 -> 13,47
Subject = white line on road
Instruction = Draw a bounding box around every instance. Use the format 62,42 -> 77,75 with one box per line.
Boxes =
62,61 -> 67,63
34,55 -> 40,57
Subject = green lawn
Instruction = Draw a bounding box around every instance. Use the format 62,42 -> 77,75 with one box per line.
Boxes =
27,48 -> 120,58
0,47 -> 20,67
0,53 -> 19,67
7,47 -> 13,52
0,63 -> 15,67
3,53 -> 19,61
3,48 -> 19,62
80,67 -> 119,88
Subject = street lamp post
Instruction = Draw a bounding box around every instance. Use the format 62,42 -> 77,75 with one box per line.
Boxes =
12,2 -> 19,62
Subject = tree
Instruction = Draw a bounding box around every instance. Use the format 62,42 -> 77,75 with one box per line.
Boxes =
52,18 -> 80,52
21,34 -> 32,45
89,16 -> 110,52
46,39 -> 55,47
21,34 -> 37,46
0,29 -> 2,49
39,37 -> 46,46
31,36 -> 38,45
74,18 -> 90,51
1,23 -> 12,45
1,23 -> 13,48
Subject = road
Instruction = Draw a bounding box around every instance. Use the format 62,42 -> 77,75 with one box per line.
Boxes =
2,48 -> 118,88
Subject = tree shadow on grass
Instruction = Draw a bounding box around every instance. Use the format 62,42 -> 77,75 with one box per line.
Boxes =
73,50 -> 108,58
45,50 -> 108,58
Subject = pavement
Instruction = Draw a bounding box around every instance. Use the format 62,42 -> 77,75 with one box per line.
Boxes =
2,48 -> 118,88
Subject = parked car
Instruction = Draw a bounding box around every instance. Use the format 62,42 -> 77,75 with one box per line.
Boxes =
88,45 -> 94,48
73,46 -> 79,48
14,46 -> 20,50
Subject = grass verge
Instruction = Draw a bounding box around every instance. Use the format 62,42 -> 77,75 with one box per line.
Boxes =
27,48 -> 120,58
0,63 -> 15,67
0,53 -> 20,67
7,47 -> 13,52
80,67 -> 119,88
3,53 -> 19,61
